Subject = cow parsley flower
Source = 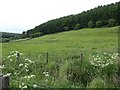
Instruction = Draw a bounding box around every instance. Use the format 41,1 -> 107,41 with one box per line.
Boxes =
90,52 -> 118,68
19,63 -> 24,67
33,84 -> 38,88
43,72 -> 49,77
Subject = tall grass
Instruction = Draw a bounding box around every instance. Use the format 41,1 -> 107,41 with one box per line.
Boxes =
2,50 -> 120,88
2,26 -> 119,88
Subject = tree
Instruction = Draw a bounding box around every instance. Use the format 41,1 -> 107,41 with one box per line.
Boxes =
21,31 -> 27,38
88,21 -> 94,28
24,2 -> 120,37
74,24 -> 80,30
108,19 -> 116,27
96,21 -> 103,27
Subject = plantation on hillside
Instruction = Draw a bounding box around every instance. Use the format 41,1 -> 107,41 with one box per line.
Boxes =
1,26 -> 119,88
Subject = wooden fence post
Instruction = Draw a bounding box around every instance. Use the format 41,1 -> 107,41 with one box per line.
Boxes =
0,75 -> 2,90
46,52 -> 48,64
0,75 -> 10,90
80,52 -> 83,63
16,52 -> 20,61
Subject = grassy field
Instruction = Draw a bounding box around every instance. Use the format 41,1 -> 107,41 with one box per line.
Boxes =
1,26 -> 120,88
2,26 -> 118,57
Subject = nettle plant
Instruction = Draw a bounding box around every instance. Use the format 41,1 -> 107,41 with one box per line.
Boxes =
3,51 -> 37,88
89,51 -> 119,77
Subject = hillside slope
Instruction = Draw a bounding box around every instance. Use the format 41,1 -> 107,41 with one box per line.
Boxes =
24,1 -> 120,38
2,26 -> 118,57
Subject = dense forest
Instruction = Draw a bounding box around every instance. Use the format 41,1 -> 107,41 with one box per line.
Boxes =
21,1 -> 119,38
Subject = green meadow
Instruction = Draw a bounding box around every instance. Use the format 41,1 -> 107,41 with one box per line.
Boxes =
2,26 -> 118,57
2,26 -> 120,88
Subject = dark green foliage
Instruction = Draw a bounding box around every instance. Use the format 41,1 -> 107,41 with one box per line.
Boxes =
0,38 -> 10,43
108,19 -> 116,27
22,2 -> 120,38
1,32 -> 20,38
64,26 -> 69,31
0,32 -> 21,43
74,23 -> 80,30
67,59 -> 96,87
96,21 -> 103,27
21,31 -> 27,38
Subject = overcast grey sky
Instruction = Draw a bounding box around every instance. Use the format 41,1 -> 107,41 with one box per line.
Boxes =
0,0 -> 119,33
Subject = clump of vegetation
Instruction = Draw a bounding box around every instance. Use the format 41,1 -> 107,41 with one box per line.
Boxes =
3,51 -> 38,88
2,50 -> 120,88
87,77 -> 106,88
108,19 -> 116,27
88,21 -> 95,28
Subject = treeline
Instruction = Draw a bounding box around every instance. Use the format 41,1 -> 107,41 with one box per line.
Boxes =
0,32 -> 21,43
22,1 -> 120,38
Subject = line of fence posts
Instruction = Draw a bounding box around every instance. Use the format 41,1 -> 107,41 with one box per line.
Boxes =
0,52 -> 83,89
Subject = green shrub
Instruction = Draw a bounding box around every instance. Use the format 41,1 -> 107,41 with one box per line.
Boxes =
67,59 -> 96,87
74,24 -> 80,30
108,19 -> 116,27
96,21 -> 103,27
88,21 -> 94,28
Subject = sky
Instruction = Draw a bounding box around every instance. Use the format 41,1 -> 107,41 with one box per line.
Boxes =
0,0 -> 119,33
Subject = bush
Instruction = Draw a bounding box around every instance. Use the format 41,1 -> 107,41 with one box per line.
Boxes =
88,21 -> 94,28
108,19 -> 116,27
64,26 -> 69,31
67,59 -> 96,87
2,38 -> 10,43
96,21 -> 103,27
74,24 -> 80,30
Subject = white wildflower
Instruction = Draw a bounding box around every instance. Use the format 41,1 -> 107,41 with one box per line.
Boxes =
25,65 -> 27,68
26,69 -> 29,72
43,72 -> 49,77
10,59 -> 13,62
22,85 -> 27,88
7,73 -> 11,76
45,79 -> 48,82
10,51 -> 15,54
33,84 -> 38,88
30,75 -> 35,78
22,83 -> 25,86
25,58 -> 29,61
11,55 -> 14,57
28,60 -> 32,63
3,73 -> 11,77
16,51 -> 19,53
45,74 -> 49,77
0,65 -> 5,69
28,60 -> 35,64
7,55 -> 11,58
14,53 -> 17,57
43,72 -> 46,74
19,85 -> 22,88
19,63 -> 24,67
27,76 -> 30,79
20,53 -> 23,55
14,72 -> 17,75
23,76 -> 27,79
